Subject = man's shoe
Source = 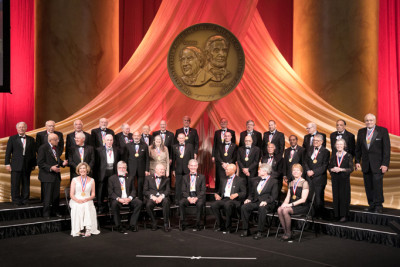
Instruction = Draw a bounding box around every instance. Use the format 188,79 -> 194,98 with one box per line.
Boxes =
193,225 -> 202,232
375,207 -> 383,213
339,217 -> 347,223
164,225 -> 170,232
130,225 -> 138,232
117,226 -> 126,233
55,212 -> 62,218
253,232 -> 264,240
214,227 -> 225,232
223,228 -> 232,234
364,206 -> 375,212
240,230 -> 250,237
151,225 -> 157,231
179,220 -> 186,231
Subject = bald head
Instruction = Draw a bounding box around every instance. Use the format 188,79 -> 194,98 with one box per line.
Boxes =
45,120 -> 56,133
225,164 -> 237,176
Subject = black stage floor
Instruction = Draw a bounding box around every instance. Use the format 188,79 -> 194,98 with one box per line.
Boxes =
0,227 -> 398,267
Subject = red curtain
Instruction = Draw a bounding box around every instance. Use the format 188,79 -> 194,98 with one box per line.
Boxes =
378,0 -> 400,135
0,0 -> 34,138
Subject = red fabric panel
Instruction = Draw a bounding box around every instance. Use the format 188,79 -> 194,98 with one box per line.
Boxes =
0,0 -> 34,138
378,0 -> 400,135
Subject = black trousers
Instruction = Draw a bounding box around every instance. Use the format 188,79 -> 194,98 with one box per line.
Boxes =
42,180 -> 60,217
363,168 -> 384,208
146,198 -> 170,226
215,163 -> 226,192
11,168 -> 31,204
131,170 -> 145,200
110,198 -> 142,227
179,198 -> 205,224
241,201 -> 275,232
175,173 -> 185,204
211,198 -> 240,229
97,169 -> 113,208
331,173 -> 351,217
308,178 -> 326,216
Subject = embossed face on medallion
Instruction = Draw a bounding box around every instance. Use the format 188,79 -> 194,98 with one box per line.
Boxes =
180,47 -> 204,85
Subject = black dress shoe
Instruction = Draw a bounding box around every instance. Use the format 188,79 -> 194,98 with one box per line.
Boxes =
164,225 -> 170,232
364,206 -> 375,212
151,225 -> 157,231
253,232 -> 264,240
117,226 -> 126,233
193,225 -> 202,232
55,213 -> 62,218
44,216 -> 51,220
375,207 -> 383,213
240,230 -> 250,237
339,217 -> 347,223
223,228 -> 232,234
130,225 -> 138,232
214,227 -> 225,232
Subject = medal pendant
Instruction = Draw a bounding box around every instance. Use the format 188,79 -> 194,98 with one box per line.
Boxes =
292,195 -> 296,200
185,136 -> 189,140
224,152 -> 228,156
367,140 -> 371,144
135,153 -> 139,157
268,142 -> 271,144
245,157 -> 249,161
121,186 -> 124,191
81,192 -> 86,197
289,159 -> 292,162
180,155 -> 184,158
313,159 -> 317,164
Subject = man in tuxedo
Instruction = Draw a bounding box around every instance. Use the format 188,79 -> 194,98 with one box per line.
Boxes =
68,132 -> 95,180
237,136 -> 261,192
175,116 -> 199,159
65,119 -> 91,160
152,120 -> 175,160
172,133 -> 195,205
96,134 -> 121,214
304,134 -> 330,218
36,120 -> 64,155
211,164 -> 246,233
261,143 -> 284,192
115,123 -> 133,149
37,133 -> 68,218
283,135 -> 305,182
215,131 -> 238,191
303,122 -> 326,153
262,120 -> 285,158
108,161 -> 143,233
126,131 -> 150,200
179,159 -> 206,231
239,120 -> 262,149
330,119 -> 355,156
5,122 -> 36,205
91,117 -> 115,149
355,113 -> 390,213
144,163 -> 171,232
240,163 -> 278,240
141,125 -> 153,146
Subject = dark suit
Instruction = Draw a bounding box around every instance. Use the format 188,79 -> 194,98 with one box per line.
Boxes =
90,128 -> 115,149
237,145 -> 261,179
212,129 -> 236,188
65,131 -> 91,159
355,126 -> 390,209
179,174 -> 206,225
140,134 -> 153,147
282,146 -> 305,182
261,154 -> 284,192
304,146 -> 330,216
262,130 -> 285,158
302,131 -> 326,153
36,131 -> 64,155
126,142 -> 149,200
108,174 -> 143,227
37,143 -> 64,217
241,176 -> 278,232
175,127 -> 199,154
239,130 -> 262,149
171,143 -> 194,203
115,132 -> 133,148
153,130 -> 174,158
211,175 -> 246,230
215,142 -> 238,191
330,130 -> 355,156
68,145 -> 95,180
144,174 -> 171,226
5,134 -> 36,204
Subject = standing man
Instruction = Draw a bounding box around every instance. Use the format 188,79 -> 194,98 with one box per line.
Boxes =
282,135 -> 305,182
68,132 -> 95,180
330,119 -> 355,156
5,122 -> 36,205
65,119 -> 91,160
141,125 -> 153,146
115,123 -> 133,149
239,120 -> 262,149
214,131 -> 238,191
172,133 -> 195,205
179,159 -> 206,231
153,120 -> 175,160
303,122 -> 326,153
91,118 -> 115,149
37,133 -> 68,218
262,120 -> 285,158
237,135 -> 261,191
36,120 -> 64,154
355,113 -> 390,213
175,116 -> 199,159
126,131 -> 150,200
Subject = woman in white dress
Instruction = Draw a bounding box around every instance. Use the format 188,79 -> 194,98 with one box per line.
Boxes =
69,162 -> 100,237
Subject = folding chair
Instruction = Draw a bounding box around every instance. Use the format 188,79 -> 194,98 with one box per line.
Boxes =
178,203 -> 207,230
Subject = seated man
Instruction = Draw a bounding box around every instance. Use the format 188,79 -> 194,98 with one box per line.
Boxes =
240,163 -> 278,240
108,161 -> 143,233
144,163 -> 171,232
211,164 -> 246,234
179,159 -> 206,231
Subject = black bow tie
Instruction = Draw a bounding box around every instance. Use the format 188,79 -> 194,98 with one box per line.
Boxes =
246,146 -> 251,149
101,129 -> 106,132
191,174 -> 197,177
291,147 -> 296,150
134,142 -> 140,145
270,132 -> 274,135
19,136 -> 26,139
179,144 -> 185,146
118,175 -> 125,178
161,131 -> 166,134
314,147 -> 319,151
225,143 -> 231,145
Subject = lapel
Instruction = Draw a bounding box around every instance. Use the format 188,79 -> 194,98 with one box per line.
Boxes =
75,146 -> 81,160
195,175 -> 201,189
47,144 -> 58,163
16,135 -> 24,149
369,127 -> 378,147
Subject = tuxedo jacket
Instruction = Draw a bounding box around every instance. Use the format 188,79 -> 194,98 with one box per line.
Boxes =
96,146 -> 122,181
68,145 -> 95,177
144,174 -> 170,199
108,174 -> 137,200
153,130 -> 175,158
304,146 -> 330,185
215,142 -> 238,164
237,145 -> 261,177
36,130 -> 64,155
175,127 -> 199,154
181,174 -> 206,200
91,128 -> 115,148
212,129 -> 236,158
248,176 -> 279,204
262,130 -> 285,158
261,154 -> 283,177
239,130 -> 262,149
355,126 -> 390,173
5,134 -> 36,171
171,143 -> 194,174
140,134 -> 154,146
37,143 -> 64,183
302,131 -> 326,153
65,131 -> 91,159
125,142 -> 150,176
330,130 -> 355,156
282,146 -> 305,177
115,132 -> 133,148
218,175 -> 246,202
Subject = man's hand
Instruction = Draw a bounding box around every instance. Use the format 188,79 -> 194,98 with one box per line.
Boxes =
307,170 -> 314,177
145,171 -> 150,176
211,157 -> 215,163
51,165 -> 60,173
63,160 -> 68,166
215,193 -> 222,201
380,165 -> 388,174
260,201 -> 267,207
244,199 -> 251,204
6,165 -> 11,172
230,193 -> 238,200
355,163 -> 361,171
331,167 -> 341,173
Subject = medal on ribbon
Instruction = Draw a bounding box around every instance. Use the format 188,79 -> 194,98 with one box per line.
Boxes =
80,176 -> 88,197
292,177 -> 301,200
